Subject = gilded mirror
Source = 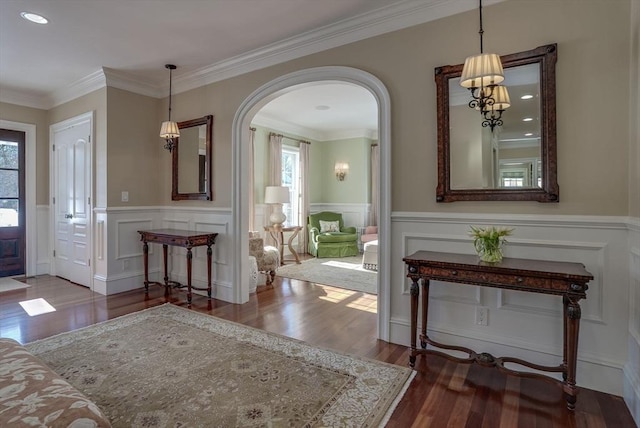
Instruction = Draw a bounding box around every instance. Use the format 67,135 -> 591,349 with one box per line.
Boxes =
435,44 -> 558,202
172,115 -> 213,201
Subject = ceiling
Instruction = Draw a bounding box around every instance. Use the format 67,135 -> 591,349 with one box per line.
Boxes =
0,0 -> 504,136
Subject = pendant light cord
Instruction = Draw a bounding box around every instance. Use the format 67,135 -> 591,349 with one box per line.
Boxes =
478,0 -> 484,54
168,67 -> 173,121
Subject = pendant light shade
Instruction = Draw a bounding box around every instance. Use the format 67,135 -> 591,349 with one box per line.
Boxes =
160,64 -> 179,152
460,53 -> 504,89
488,84 -> 510,111
159,120 -> 180,139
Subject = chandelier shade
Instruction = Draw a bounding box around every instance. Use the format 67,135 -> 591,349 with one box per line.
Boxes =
486,84 -> 510,112
159,120 -> 180,139
460,53 -> 504,89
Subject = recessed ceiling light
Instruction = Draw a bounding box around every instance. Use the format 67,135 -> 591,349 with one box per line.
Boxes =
20,12 -> 49,24
521,94 -> 534,100
522,117 -> 533,122
524,132 -> 533,137
315,105 -> 330,111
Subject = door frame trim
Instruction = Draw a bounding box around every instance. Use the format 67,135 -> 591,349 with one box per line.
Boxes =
0,120 -> 36,276
49,111 -> 94,288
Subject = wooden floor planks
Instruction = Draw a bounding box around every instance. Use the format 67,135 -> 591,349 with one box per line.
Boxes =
0,274 -> 636,428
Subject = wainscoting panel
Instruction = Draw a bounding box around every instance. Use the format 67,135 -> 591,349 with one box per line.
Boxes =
390,213 -> 631,395
92,207 -> 233,301
624,221 -> 640,424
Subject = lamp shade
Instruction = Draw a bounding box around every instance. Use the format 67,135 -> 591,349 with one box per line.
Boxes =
160,121 -> 180,139
488,85 -> 511,111
264,186 -> 290,204
460,53 -> 505,88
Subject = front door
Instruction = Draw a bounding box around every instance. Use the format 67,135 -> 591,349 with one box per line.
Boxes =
52,117 -> 92,286
0,129 -> 26,277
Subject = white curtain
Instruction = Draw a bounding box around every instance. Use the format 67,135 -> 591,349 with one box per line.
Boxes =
370,144 -> 379,226
267,133 -> 283,245
269,133 -> 283,186
299,141 -> 310,253
248,128 -> 256,232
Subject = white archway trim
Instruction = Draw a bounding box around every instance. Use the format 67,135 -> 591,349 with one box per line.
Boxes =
0,120 -> 36,277
232,66 -> 391,340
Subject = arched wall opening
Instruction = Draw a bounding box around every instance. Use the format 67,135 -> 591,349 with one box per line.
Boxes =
231,66 -> 392,340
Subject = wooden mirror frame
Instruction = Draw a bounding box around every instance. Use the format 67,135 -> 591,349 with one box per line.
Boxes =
172,115 -> 213,201
435,44 -> 558,202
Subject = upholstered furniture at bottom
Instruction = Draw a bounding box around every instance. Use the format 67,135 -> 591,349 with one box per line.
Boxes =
0,337 -> 112,427
249,232 -> 280,285
362,240 -> 379,271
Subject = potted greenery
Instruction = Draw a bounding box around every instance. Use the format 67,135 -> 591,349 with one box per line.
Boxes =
469,226 -> 513,263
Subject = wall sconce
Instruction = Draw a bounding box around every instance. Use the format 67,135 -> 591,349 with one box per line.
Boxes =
159,64 -> 180,152
264,186 -> 290,227
335,162 -> 349,181
460,0 -> 510,131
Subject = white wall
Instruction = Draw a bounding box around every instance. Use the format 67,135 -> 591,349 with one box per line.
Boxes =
390,212 -> 632,396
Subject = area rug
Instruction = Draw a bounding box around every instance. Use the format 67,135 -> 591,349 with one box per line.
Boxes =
0,277 -> 30,293
26,304 -> 413,427
278,256 -> 378,294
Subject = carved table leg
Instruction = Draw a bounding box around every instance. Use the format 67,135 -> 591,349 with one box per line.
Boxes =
564,296 -> 582,410
186,247 -> 193,305
409,277 -> 420,367
207,245 -> 212,299
162,244 -> 169,285
143,241 -> 149,292
287,229 -> 301,264
421,279 -> 430,349
562,295 -> 569,381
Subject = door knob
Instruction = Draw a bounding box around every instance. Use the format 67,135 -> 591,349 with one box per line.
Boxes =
65,213 -> 73,219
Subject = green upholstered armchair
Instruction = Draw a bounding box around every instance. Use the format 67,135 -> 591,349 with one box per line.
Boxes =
307,211 -> 359,258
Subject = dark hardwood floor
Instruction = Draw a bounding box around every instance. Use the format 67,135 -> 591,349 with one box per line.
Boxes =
0,275 -> 635,427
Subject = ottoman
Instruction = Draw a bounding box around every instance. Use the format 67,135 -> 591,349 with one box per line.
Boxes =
362,240 -> 378,271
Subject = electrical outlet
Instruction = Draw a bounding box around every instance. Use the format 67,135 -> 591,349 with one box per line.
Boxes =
476,307 -> 489,326
123,259 -> 130,271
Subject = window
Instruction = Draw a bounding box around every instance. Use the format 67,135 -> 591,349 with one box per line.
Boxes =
0,140 -> 20,227
281,146 -> 300,227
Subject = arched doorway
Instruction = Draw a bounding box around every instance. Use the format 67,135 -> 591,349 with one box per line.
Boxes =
232,66 -> 392,340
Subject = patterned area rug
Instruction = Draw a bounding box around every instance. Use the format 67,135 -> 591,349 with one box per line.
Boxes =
0,277 -> 30,293
277,256 -> 378,294
26,304 -> 413,427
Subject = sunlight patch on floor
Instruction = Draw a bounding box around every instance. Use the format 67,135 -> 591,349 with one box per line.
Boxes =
321,260 -> 369,271
19,298 -> 56,316
318,288 -> 377,313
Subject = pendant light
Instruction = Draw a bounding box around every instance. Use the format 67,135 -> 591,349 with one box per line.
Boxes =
160,64 -> 179,152
460,0 -> 509,127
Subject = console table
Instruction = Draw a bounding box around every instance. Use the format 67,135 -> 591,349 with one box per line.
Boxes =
263,225 -> 302,265
138,229 -> 218,304
403,251 -> 593,410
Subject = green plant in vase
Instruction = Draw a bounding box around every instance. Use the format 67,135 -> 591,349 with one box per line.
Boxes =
469,226 -> 514,263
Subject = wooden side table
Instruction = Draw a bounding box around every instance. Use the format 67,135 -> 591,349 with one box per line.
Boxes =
138,229 -> 218,304
403,250 -> 593,410
263,225 -> 302,265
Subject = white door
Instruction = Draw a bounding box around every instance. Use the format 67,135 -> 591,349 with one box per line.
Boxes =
52,116 -> 92,286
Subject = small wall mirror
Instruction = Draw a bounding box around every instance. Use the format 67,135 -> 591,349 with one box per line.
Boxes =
435,44 -> 558,202
172,115 -> 213,201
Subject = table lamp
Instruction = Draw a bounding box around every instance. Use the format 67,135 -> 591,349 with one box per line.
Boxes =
264,186 -> 290,227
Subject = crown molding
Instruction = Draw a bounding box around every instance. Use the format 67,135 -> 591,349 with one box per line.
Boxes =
48,69 -> 106,108
251,114 -> 376,142
172,0 -> 501,95
4,0 -> 507,108
0,87 -> 49,109
102,68 -> 163,98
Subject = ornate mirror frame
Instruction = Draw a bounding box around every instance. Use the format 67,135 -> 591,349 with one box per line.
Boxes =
172,115 -> 213,201
435,44 -> 558,202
